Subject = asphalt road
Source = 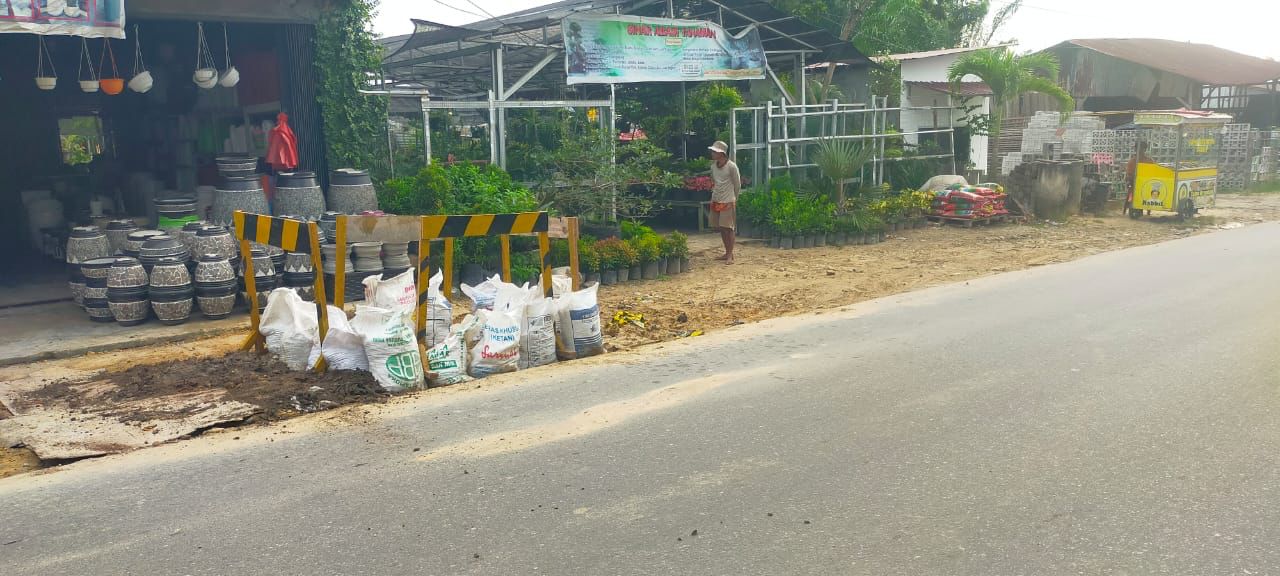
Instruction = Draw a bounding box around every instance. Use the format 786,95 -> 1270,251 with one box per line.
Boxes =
4,223 -> 1280,575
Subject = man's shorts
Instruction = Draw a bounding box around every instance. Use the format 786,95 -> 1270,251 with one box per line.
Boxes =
709,202 -> 736,231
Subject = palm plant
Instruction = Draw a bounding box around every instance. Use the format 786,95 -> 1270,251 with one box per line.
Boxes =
946,49 -> 1074,154
813,137 -> 874,209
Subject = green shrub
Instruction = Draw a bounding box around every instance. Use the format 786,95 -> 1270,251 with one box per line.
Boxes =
594,237 -> 637,270
664,231 -> 689,259
631,234 -> 663,263
621,220 -> 656,240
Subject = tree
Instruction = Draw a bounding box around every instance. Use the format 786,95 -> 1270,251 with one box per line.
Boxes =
946,49 -> 1074,152
813,138 -> 874,208
772,0 -> 992,61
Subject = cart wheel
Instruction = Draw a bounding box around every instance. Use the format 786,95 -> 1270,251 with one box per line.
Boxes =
1177,198 -> 1195,222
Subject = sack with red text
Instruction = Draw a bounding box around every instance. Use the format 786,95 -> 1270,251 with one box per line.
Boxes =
468,307 -> 522,377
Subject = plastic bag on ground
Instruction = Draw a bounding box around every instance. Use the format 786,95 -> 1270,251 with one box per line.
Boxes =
350,305 -> 424,392
363,269 -> 417,319
517,287 -> 557,369
420,270 -> 452,349
460,274 -> 504,312
468,306 -> 521,378
259,288 -> 319,371
320,305 -> 369,371
554,283 -> 604,360
425,322 -> 472,387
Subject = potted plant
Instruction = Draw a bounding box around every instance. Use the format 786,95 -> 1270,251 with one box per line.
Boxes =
635,234 -> 663,280
771,192 -> 801,250
665,231 -> 689,273
594,238 -> 622,285
656,233 -> 673,276
579,239 -> 601,285
624,237 -> 642,281
661,234 -> 680,275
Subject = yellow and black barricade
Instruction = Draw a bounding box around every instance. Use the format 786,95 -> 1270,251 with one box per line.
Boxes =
233,211 -> 328,366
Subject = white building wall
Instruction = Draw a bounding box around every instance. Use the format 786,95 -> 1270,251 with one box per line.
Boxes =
897,53 -> 989,175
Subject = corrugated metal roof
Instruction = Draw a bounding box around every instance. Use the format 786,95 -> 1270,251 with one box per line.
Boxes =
1061,38 -> 1280,86
906,81 -> 992,97
877,44 -> 1011,63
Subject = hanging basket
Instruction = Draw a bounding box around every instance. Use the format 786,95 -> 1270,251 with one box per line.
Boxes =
128,25 -> 154,93
193,22 -> 218,89
218,23 -> 240,88
34,36 -> 57,91
77,37 -> 99,93
99,38 -> 124,95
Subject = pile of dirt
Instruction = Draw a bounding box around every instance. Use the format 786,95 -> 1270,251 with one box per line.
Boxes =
34,352 -> 387,421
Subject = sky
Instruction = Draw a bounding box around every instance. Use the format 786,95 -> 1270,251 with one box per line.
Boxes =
373,0 -> 1280,61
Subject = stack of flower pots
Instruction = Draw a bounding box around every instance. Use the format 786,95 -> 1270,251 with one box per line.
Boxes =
149,257 -> 194,325
238,247 -> 277,311
328,169 -> 378,214
138,235 -> 189,273
106,257 -> 149,326
123,229 -> 166,260
211,175 -> 269,227
194,254 -> 237,319
177,221 -> 208,260
283,252 -> 316,301
215,155 -> 258,178
104,219 -> 139,255
194,225 -> 239,265
80,257 -> 117,323
154,196 -> 199,231
273,172 -> 326,220
381,241 -> 412,278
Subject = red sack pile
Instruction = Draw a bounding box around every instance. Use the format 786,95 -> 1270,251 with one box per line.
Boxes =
931,186 -> 1009,219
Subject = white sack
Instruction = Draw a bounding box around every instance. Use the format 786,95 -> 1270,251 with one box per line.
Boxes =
425,323 -> 471,387
421,269 -> 452,349
259,288 -> 319,371
468,306 -> 521,378
554,283 -> 604,360
363,269 -> 417,319
319,305 -> 369,371
351,305 -> 425,392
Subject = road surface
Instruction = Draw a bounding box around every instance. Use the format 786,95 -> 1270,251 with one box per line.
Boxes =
4,223 -> 1280,575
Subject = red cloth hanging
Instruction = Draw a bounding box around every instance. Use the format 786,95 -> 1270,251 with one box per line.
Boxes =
267,112 -> 299,171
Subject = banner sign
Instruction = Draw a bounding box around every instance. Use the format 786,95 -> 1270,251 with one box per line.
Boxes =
0,1 -> 126,39
564,14 -> 765,85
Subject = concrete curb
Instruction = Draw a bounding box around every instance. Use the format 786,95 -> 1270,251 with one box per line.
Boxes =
0,325 -> 246,368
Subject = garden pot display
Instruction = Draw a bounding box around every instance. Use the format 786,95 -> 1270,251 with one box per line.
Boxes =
150,277 -> 195,325
284,252 -> 316,301
215,155 -> 258,176
328,169 -> 378,214
107,257 -> 149,326
629,265 -> 641,281
155,196 -> 199,231
600,269 -> 617,286
318,211 -> 340,240
320,243 -> 354,275
666,257 -> 681,275
211,175 -> 269,227
814,234 -> 827,247
273,171 -> 326,220
238,248 -> 277,309
123,230 -> 165,260
139,235 -> 189,272
641,260 -> 660,280
83,280 -> 114,323
615,267 -> 629,282
66,226 -> 112,265
68,265 -> 86,308
194,225 -> 238,262
352,241 -> 383,272
105,220 -> 139,255
381,241 -> 411,270
177,221 -> 207,258
194,254 -> 237,319
779,237 -> 794,250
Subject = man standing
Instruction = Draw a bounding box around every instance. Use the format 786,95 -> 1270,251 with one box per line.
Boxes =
708,140 -> 740,264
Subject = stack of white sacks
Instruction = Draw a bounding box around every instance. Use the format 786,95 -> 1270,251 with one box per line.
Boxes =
257,268 -> 604,391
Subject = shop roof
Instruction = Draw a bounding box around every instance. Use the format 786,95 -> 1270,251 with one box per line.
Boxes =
907,81 -> 992,97
379,0 -> 873,95
877,44 -> 1011,63
1055,39 -> 1280,87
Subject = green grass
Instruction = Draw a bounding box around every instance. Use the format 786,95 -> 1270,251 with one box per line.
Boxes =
1242,180 -> 1280,194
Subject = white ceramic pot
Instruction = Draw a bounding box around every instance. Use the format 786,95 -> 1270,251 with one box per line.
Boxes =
128,71 -> 153,93
194,76 -> 218,90
218,66 -> 240,88
79,79 -> 100,93
193,68 -> 217,83
35,76 -> 57,90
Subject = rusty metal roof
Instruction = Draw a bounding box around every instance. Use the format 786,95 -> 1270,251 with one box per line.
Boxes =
906,81 -> 992,97
1060,39 -> 1280,86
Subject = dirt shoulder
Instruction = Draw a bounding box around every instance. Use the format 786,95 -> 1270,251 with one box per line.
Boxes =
3,193 -> 1277,478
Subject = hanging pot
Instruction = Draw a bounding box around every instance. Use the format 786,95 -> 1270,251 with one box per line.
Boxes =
193,22 -> 219,89
217,23 -> 240,88
77,38 -> 99,93
35,36 -> 57,91
128,25 -> 153,93
99,39 -> 124,95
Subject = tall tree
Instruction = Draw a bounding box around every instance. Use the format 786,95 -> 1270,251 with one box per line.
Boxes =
772,0 -> 992,58
946,49 -> 1074,153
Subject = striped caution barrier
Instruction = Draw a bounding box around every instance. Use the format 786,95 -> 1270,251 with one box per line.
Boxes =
232,211 -> 328,365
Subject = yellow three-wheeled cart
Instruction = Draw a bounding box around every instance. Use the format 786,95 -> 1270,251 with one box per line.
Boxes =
1128,110 -> 1232,221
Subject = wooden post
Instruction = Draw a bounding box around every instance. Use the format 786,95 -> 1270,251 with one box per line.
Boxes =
568,217 -> 581,291
500,235 -> 512,283
538,231 -> 552,297
334,215 -> 348,308
308,221 -> 329,372
415,234 -> 431,340
239,236 -> 263,353
442,237 -> 454,299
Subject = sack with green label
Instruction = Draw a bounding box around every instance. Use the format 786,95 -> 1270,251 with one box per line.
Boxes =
350,305 -> 424,392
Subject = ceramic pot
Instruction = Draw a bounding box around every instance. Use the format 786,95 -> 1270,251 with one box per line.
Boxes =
381,241 -> 411,269
211,175 -> 268,226
195,226 -> 238,261
149,257 -> 192,289
196,293 -> 236,319
139,235 -> 189,272
124,230 -> 166,259
105,220 -> 139,255
151,296 -> 194,325
352,242 -> 383,272
177,221 -> 207,258
79,257 -> 117,283
195,254 -> 236,286
107,285 -> 149,327
84,292 -> 114,322
318,211 -> 340,240
79,80 -> 100,93
328,169 -> 378,214
66,226 -> 112,264
155,196 -> 198,231
128,70 -> 153,93
36,77 -> 57,90
107,257 -> 148,291
321,243 -> 354,274
273,171 -> 326,220
284,252 -> 314,274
